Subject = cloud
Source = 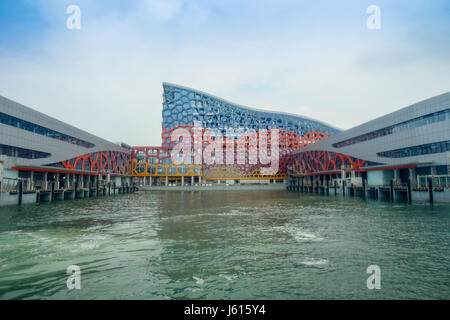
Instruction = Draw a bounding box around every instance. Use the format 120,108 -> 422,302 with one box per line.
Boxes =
141,0 -> 182,21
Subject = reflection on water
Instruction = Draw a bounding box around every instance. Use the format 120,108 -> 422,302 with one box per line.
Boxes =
0,190 -> 448,299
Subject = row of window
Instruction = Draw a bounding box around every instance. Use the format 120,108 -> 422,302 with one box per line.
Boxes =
333,109 -> 450,148
377,140 -> 450,158
0,143 -> 51,159
0,112 -> 95,148
136,164 -> 201,175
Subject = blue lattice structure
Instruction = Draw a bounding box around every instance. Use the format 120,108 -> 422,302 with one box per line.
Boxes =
161,83 -> 340,147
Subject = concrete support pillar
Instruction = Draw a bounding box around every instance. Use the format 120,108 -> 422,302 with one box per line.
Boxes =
181,176 -> 184,186
26,178 -> 31,192
18,179 -> 23,205
29,171 -> 34,191
428,177 -> 434,203
191,176 -> 194,186
199,176 -> 202,185
394,169 -> 400,185
165,176 -> 168,186
430,166 -> 438,189
431,166 -> 437,175
390,179 -> 394,201
43,172 -> 48,190
0,160 -> 3,193
431,166 -> 437,176
149,176 -> 153,186
55,173 -> 60,189
409,168 -> 416,187
407,179 -> 412,202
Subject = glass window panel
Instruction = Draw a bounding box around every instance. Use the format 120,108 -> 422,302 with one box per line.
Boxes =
333,109 -> 450,148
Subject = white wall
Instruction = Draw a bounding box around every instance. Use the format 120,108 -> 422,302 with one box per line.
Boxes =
368,171 -> 383,186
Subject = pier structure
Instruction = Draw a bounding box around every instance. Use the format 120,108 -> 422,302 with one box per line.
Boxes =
287,165 -> 450,203
0,167 -> 137,206
0,94 -> 135,207
286,91 -> 450,203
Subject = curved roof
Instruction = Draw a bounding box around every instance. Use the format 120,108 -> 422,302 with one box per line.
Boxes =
163,82 -> 342,132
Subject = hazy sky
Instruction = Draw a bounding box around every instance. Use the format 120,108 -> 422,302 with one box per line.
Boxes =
0,0 -> 449,146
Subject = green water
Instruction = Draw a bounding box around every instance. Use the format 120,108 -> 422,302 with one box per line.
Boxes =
0,190 -> 448,300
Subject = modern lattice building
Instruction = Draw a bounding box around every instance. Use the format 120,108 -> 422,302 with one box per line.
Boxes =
131,83 -> 341,185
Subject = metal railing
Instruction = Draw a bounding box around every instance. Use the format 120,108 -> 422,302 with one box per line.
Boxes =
0,177 -> 19,193
417,175 -> 450,189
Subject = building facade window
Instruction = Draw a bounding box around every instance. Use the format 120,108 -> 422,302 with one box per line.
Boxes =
157,166 -> 166,175
135,152 -> 146,162
147,157 -> 158,164
160,158 -> 172,166
177,164 -> 189,174
377,140 -> 450,158
167,166 -> 177,175
0,112 -> 95,148
333,109 -> 450,148
0,143 -> 51,159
